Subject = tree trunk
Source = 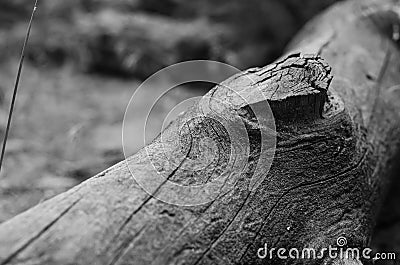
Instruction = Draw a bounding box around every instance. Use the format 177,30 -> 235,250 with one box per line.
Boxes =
1,0 -> 400,264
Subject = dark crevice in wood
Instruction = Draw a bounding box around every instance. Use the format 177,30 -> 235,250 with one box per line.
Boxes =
0,198 -> 81,265
107,139 -> 195,251
108,225 -> 148,265
192,191 -> 252,265
237,149 -> 368,262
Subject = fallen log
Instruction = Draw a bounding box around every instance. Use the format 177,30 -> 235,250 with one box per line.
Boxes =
1,0 -> 400,264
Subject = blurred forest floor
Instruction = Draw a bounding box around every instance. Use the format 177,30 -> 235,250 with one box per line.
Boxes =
0,0 -> 398,262
0,0 -> 339,222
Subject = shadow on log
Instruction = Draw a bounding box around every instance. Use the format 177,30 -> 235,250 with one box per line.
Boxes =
1,0 -> 400,264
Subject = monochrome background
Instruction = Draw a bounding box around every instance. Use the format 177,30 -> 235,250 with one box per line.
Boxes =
0,1 -> 398,263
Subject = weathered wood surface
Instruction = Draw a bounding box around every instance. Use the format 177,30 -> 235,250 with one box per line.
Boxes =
1,0 -> 400,264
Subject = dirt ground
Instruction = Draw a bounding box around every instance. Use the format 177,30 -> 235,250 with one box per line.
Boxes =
0,59 -> 207,223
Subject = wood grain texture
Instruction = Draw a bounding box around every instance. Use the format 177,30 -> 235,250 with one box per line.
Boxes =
1,0 -> 400,264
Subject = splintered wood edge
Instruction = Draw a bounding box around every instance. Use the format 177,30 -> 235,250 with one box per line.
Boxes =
212,53 -> 335,122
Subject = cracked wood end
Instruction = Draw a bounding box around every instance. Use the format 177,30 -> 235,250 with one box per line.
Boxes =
255,53 -> 332,121
210,53 -> 333,122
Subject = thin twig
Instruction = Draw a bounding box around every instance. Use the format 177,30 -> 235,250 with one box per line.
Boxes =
0,0 -> 38,176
